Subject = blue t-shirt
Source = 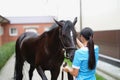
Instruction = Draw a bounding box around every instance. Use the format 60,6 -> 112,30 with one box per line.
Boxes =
72,45 -> 99,80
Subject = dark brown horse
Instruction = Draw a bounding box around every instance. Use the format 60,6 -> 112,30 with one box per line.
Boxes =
14,18 -> 77,80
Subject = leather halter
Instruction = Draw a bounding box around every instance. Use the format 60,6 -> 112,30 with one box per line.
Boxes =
59,28 -> 77,52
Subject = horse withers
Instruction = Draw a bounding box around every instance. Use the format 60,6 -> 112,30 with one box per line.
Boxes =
14,17 -> 77,80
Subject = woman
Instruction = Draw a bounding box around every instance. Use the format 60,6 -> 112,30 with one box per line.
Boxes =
63,27 -> 99,80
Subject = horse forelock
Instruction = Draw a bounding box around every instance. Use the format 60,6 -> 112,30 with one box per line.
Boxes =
62,21 -> 76,37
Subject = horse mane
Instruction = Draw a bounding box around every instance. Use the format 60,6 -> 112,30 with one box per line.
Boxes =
36,20 -> 77,44
36,25 -> 59,42
47,20 -> 65,31
49,23 -> 58,31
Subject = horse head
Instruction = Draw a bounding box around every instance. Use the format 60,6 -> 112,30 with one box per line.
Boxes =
54,17 -> 77,61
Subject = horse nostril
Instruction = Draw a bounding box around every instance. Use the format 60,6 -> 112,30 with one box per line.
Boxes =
62,48 -> 65,51
66,53 -> 70,59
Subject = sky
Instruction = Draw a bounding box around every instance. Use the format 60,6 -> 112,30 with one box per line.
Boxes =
2,0 -> 119,31
0,0 -> 80,31
0,0 -> 80,19
0,0 -> 59,17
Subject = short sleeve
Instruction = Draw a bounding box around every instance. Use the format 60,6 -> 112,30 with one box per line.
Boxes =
72,50 -> 81,69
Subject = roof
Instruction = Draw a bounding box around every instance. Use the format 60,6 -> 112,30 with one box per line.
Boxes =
6,16 -> 57,24
0,15 -> 10,24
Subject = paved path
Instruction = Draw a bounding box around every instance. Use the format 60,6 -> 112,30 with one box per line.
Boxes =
0,54 -> 15,80
1,54 -> 120,80
0,54 -> 68,80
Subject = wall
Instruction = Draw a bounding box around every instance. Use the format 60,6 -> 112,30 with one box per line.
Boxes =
0,36 -> 1,46
57,0 -> 81,32
82,0 -> 120,31
81,0 -> 120,59
94,30 -> 120,59
2,23 -> 53,45
0,24 -> 2,46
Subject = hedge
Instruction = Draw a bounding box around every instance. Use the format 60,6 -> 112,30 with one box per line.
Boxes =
0,42 -> 15,70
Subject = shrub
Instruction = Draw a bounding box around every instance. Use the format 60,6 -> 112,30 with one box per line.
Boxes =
0,42 -> 15,70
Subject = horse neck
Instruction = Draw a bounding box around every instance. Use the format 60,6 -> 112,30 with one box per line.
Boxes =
48,27 -> 63,50
47,28 -> 64,61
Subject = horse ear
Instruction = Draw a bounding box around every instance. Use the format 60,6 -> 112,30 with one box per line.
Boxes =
53,18 -> 63,27
73,17 -> 77,26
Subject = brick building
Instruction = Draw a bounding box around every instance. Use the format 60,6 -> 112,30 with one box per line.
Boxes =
0,15 -> 56,46
0,15 -> 10,46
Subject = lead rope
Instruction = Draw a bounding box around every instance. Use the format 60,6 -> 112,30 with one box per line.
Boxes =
61,62 -> 67,80
61,49 -> 66,80
62,71 -> 64,80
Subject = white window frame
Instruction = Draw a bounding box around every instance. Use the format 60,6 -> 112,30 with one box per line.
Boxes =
9,27 -> 18,36
0,26 -> 4,36
44,27 -> 50,32
25,28 -> 38,33
24,26 -> 38,33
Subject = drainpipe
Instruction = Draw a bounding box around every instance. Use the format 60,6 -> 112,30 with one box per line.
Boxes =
80,0 -> 82,31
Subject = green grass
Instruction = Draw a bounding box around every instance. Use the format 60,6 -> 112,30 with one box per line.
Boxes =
64,58 -> 105,80
0,42 -> 15,70
96,74 -> 105,80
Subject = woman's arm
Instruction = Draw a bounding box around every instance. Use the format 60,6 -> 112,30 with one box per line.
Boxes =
62,39 -> 82,77
76,38 -> 84,48
62,66 -> 79,77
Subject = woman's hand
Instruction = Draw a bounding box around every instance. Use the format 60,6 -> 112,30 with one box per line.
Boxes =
62,66 -> 69,72
62,66 -> 79,77
76,38 -> 84,48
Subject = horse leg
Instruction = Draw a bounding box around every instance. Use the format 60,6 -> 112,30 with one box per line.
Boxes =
29,65 -> 35,80
50,67 -> 60,80
36,66 -> 48,80
67,72 -> 74,80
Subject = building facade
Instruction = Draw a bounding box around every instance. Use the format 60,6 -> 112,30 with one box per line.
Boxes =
0,16 -> 55,46
80,0 -> 120,62
0,15 -> 10,46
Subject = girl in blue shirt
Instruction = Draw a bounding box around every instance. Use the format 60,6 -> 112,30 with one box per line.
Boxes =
63,27 -> 99,80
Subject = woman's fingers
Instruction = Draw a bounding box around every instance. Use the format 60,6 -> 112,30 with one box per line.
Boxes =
76,38 -> 84,48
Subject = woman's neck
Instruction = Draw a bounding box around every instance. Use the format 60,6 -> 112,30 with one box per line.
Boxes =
83,41 -> 88,47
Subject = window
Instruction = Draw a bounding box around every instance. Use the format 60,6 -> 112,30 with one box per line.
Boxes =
25,28 -> 37,33
9,28 -> 18,36
0,26 -> 4,36
44,27 -> 50,32
24,26 -> 38,33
